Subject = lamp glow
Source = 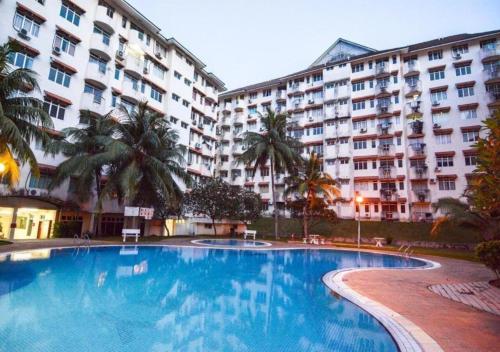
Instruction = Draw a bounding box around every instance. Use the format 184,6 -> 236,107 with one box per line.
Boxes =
0,162 -> 6,173
355,195 -> 363,203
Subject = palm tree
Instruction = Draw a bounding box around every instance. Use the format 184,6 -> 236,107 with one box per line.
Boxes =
285,152 -> 340,237
237,108 -> 302,239
432,197 -> 499,240
103,102 -> 190,214
48,110 -> 117,235
0,42 -> 52,186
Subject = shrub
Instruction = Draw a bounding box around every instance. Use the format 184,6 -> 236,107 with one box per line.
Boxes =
385,236 -> 394,245
475,241 -> 500,278
53,221 -> 82,238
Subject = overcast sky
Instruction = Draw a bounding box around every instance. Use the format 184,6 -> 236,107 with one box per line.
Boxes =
128,0 -> 500,90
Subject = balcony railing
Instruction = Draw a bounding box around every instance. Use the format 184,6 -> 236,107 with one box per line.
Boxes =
403,61 -> 420,74
379,166 -> 396,179
378,144 -> 395,157
375,82 -> 390,96
380,188 -> 399,202
404,80 -> 422,97
375,63 -> 389,76
482,68 -> 499,82
409,143 -> 426,157
376,101 -> 392,115
480,44 -> 500,61
410,120 -> 423,134
381,211 -> 399,221
377,121 -> 393,135
413,189 -> 430,203
410,164 -> 428,179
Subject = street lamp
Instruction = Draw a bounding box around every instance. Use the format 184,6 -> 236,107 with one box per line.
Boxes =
355,195 -> 364,248
0,162 -> 5,173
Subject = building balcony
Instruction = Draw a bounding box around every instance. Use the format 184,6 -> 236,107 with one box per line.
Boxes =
122,80 -> 143,102
94,5 -> 115,35
486,86 -> 500,104
413,188 -> 431,203
405,100 -> 423,119
480,44 -> 500,62
289,83 -> 304,95
381,211 -> 399,221
374,82 -> 390,96
376,101 -> 392,116
379,166 -> 396,179
234,101 -> 244,112
409,142 -> 426,158
290,99 -> 305,111
85,63 -> 110,88
408,119 -> 424,135
276,90 -> 287,101
89,33 -> 113,61
410,164 -> 428,180
378,144 -> 395,157
375,63 -> 390,77
377,121 -> 393,135
404,80 -> 422,98
483,67 -> 500,84
80,92 -> 107,116
403,61 -> 420,75
380,188 -> 399,202
124,56 -> 143,77
222,102 -> 232,114
326,103 -> 350,119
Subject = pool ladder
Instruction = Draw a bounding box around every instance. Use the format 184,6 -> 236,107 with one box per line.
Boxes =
73,233 -> 91,247
398,245 -> 414,260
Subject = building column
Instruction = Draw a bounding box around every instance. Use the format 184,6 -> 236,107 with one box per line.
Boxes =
8,207 -> 18,240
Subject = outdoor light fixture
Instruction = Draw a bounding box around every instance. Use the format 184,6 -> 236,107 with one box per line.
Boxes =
355,195 -> 363,249
0,162 -> 5,173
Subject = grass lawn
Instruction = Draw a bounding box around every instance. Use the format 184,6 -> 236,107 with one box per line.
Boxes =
249,218 -> 482,244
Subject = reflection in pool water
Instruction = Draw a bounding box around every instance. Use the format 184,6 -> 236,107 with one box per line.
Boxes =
0,246 -> 425,352
192,239 -> 272,247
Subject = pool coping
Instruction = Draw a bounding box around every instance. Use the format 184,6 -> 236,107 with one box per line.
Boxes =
190,239 -> 273,247
1,243 -> 444,351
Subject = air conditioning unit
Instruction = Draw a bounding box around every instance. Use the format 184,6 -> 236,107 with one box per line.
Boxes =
430,178 -> 436,184
433,123 -> 441,129
308,99 -> 315,104
242,145 -> 247,150
452,53 -> 462,60
259,127 -> 265,131
52,46 -> 61,56
187,161 -> 192,166
308,116 -> 314,122
432,100 -> 440,106
117,50 -> 124,59
410,100 -> 420,109
434,167 -> 441,172
360,128 -> 367,133
29,189 -> 38,196
155,52 -> 163,59
18,28 -> 30,40
198,123 -> 204,129
248,99 -> 253,104
143,67 -> 149,74
195,143 -> 201,149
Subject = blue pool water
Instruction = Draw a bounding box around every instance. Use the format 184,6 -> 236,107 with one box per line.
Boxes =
193,239 -> 271,247
0,246 -> 425,352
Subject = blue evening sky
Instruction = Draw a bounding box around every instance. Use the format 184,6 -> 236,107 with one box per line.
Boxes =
128,0 -> 500,90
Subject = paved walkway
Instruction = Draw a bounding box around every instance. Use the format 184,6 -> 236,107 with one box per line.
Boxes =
345,256 -> 500,352
429,281 -> 500,316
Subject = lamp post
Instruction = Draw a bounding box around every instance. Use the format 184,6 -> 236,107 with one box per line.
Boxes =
355,195 -> 364,248
0,162 -> 5,173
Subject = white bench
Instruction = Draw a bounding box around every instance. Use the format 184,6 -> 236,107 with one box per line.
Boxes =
243,230 -> 257,240
122,229 -> 140,243
373,237 -> 385,247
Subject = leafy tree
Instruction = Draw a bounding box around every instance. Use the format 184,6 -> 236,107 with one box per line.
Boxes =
432,112 -> 500,241
183,178 -> 239,236
475,241 -> 500,278
236,189 -> 262,225
103,102 -> 190,209
237,108 -> 302,239
0,41 -> 52,186
286,197 -> 338,235
49,110 -> 117,213
285,152 -> 340,237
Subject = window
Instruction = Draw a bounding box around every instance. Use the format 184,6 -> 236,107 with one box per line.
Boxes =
352,63 -> 364,73
312,74 -> 322,82
458,86 -> 474,98
428,50 -> 442,61
452,44 -> 469,55
311,126 -> 323,135
60,3 -> 81,26
438,178 -> 456,191
184,78 -> 191,86
429,70 -> 445,81
84,83 -> 103,102
182,99 -> 189,107
352,120 -> 367,130
150,87 -> 163,102
181,122 -> 188,128
354,161 -> 368,170
431,90 -> 447,103
353,140 -> 367,150
7,51 -> 34,69
13,12 -> 40,37
352,101 -> 365,111
122,16 -> 128,28
465,155 -> 478,166
114,67 -> 121,80
260,168 -> 269,177
53,34 -> 76,56
462,131 -> 479,142
436,156 -> 454,167
93,26 -> 111,46
29,172 -> 53,189
312,144 -> 323,155
249,92 -> 257,99
89,54 -> 107,73
171,93 -> 180,102
43,100 -> 65,120
48,67 -> 71,87
263,89 -> 271,97
352,81 -> 365,91
435,134 -> 451,144
455,65 -> 471,76
174,71 -> 182,79
461,109 -> 477,120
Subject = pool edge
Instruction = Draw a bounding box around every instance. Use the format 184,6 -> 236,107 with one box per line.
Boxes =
322,258 -> 444,352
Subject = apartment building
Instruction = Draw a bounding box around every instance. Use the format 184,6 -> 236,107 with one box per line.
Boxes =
217,31 -> 500,222
0,0 -> 225,239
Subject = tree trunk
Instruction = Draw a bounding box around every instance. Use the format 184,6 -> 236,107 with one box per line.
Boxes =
270,160 -> 278,240
303,203 -> 309,238
94,170 -> 102,237
163,220 -> 170,237
212,218 -> 217,236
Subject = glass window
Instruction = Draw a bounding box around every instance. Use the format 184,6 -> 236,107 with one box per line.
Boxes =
60,4 -> 81,26
13,12 -> 40,37
48,67 -> 71,87
7,52 -> 34,69
43,100 -> 65,120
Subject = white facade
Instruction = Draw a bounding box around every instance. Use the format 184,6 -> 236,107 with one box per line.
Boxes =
0,0 -> 224,238
217,33 -> 500,222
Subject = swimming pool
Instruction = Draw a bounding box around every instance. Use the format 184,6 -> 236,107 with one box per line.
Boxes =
191,238 -> 272,247
0,246 -> 426,351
